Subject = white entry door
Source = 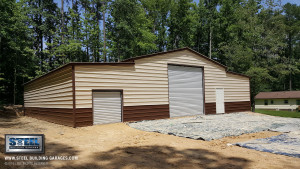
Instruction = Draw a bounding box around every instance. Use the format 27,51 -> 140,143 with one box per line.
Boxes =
93,92 -> 122,125
168,65 -> 204,117
216,88 -> 225,114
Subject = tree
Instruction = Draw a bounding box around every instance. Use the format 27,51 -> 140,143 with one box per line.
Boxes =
141,0 -> 172,51
1,0 -> 300,106
23,0 -> 59,74
246,67 -> 274,110
107,0 -> 156,61
167,0 -> 197,50
0,0 -> 35,104
192,0 -> 209,55
283,3 -> 300,90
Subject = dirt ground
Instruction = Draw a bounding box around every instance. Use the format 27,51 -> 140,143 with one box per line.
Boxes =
0,116 -> 299,169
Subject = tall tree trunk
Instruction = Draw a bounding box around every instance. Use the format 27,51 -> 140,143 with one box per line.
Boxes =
38,0 -> 42,71
96,2 -> 100,62
85,7 -> 89,62
103,2 -> 106,62
117,42 -> 120,62
289,71 -> 292,91
72,0 -> 75,39
87,35 -> 89,61
61,0 -> 64,42
40,28 -> 43,71
288,34 -> 292,57
288,33 -> 292,91
61,0 -> 65,64
48,37 -> 53,69
0,37 -> 2,54
209,23 -> 212,59
13,67 -> 16,105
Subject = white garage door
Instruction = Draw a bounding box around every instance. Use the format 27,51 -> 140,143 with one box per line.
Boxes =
168,65 -> 204,117
93,92 -> 122,125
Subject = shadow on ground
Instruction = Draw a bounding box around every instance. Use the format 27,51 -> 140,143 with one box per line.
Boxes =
0,109 -> 25,129
0,114 -> 251,169
0,118 -> 29,129
0,115 -> 44,132
57,146 -> 251,169
1,134 -> 251,169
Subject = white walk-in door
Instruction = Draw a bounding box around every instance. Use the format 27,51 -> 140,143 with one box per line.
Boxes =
216,88 -> 225,114
168,65 -> 204,117
93,92 -> 122,125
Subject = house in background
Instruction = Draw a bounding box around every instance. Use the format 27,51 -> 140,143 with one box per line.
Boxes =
255,91 -> 300,111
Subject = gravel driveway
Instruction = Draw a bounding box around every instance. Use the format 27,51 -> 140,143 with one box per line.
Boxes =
129,112 -> 300,141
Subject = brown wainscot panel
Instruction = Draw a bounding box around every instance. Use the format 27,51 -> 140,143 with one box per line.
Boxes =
123,104 -> 169,122
225,101 -> 251,113
25,107 -> 74,127
75,108 -> 93,127
205,103 -> 216,115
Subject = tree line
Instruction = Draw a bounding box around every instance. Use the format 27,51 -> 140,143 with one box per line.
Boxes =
0,0 -> 299,107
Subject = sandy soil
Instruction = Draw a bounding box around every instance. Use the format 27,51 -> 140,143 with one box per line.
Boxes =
0,116 -> 299,169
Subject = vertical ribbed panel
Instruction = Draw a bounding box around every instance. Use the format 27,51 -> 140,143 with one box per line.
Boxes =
93,92 -> 121,125
168,65 -> 204,117
216,88 -> 225,114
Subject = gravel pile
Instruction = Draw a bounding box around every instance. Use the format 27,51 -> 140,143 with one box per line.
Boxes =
128,112 -> 300,141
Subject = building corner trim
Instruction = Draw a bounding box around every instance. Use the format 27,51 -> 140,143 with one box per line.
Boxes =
72,65 -> 76,128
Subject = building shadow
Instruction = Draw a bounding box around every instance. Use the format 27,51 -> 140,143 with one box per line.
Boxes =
57,145 -> 251,169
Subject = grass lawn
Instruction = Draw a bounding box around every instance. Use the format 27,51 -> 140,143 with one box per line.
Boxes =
255,109 -> 300,118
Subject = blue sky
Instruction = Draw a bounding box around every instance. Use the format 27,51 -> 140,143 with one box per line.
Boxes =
56,0 -> 300,11
281,0 -> 300,5
192,0 -> 300,6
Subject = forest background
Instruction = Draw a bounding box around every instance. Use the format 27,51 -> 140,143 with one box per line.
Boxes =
0,0 -> 299,109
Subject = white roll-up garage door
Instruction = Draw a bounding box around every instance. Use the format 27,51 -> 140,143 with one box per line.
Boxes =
168,65 -> 204,117
93,91 -> 122,125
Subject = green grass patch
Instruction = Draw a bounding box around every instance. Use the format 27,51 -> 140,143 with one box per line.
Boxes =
255,109 -> 300,118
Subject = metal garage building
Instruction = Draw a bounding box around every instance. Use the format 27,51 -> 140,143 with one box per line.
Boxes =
24,47 -> 251,127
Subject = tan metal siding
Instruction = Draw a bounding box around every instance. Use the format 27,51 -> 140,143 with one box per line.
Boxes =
75,50 -> 250,108
24,66 -> 73,108
224,73 -> 250,102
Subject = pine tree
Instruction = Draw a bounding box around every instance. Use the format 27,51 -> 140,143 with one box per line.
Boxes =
283,3 -> 300,90
0,0 -> 35,104
141,0 -> 172,51
167,0 -> 197,50
107,0 -> 156,61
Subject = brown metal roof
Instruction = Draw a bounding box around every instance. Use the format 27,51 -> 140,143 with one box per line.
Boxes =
255,91 -> 300,99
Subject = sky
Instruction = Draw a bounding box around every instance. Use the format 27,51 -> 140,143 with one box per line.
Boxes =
192,0 -> 300,6
55,0 -> 300,11
281,0 -> 300,5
